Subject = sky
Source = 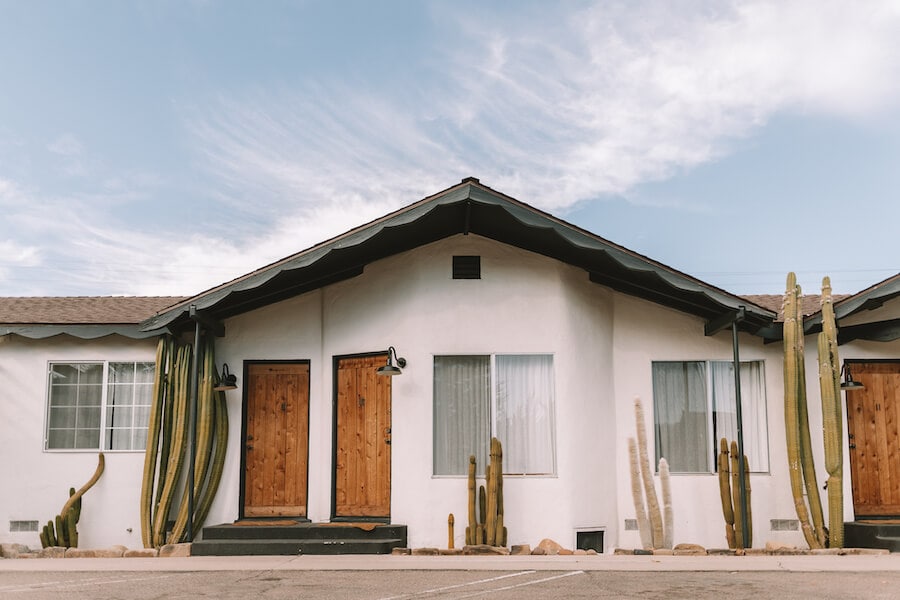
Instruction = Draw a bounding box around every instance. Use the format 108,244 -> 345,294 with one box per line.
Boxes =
2,0 -> 900,299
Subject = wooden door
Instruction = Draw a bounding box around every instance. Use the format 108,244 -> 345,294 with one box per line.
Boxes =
334,354 -> 392,518
847,362 -> 900,517
243,362 -> 310,518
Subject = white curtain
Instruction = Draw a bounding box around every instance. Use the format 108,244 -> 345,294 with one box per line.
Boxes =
495,354 -> 556,475
710,361 -> 768,471
433,356 -> 491,475
652,361 -> 709,472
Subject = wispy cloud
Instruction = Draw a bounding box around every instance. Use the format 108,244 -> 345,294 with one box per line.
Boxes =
4,1 -> 900,297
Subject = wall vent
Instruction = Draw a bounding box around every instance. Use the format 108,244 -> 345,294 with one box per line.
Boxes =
770,519 -> 799,531
576,530 -> 605,553
452,255 -> 481,279
9,520 -> 38,532
624,519 -> 638,531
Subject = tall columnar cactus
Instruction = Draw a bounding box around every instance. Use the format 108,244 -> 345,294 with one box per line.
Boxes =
818,277 -> 844,548
141,335 -> 229,547
40,453 -> 105,549
465,455 -> 477,545
628,397 -> 671,549
783,272 -> 825,548
717,438 -> 754,549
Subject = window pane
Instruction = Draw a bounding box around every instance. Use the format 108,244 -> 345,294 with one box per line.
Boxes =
75,428 -> 100,449
47,363 -> 103,450
107,428 -> 133,451
711,361 -> 769,472
653,362 -> 709,472
496,354 -> 556,475
135,362 -> 155,384
109,362 -> 135,384
433,356 -> 491,475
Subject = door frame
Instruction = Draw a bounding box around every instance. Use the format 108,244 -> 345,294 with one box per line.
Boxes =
330,351 -> 392,522
238,359 -> 312,521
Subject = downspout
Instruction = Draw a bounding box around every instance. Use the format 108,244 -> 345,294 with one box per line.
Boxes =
187,308 -> 202,542
731,307 -> 749,547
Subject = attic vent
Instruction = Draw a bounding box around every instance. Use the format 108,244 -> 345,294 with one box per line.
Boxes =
453,256 -> 481,279
9,520 -> 38,532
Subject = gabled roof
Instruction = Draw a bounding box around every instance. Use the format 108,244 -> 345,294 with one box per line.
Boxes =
743,294 -> 851,321
0,296 -> 185,339
804,273 -> 900,343
140,178 -> 777,337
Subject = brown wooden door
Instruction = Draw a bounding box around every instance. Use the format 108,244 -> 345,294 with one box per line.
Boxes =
334,354 -> 392,518
847,362 -> 900,517
243,362 -> 310,517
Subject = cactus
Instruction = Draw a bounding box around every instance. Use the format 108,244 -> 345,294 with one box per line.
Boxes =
660,458 -> 673,550
40,453 -> 104,549
141,336 -> 230,547
466,455 -> 476,545
448,513 -> 455,549
718,439 -> 736,549
783,273 -> 825,549
463,438 -> 506,547
628,398 -> 670,549
717,438 -> 753,549
818,277 -> 844,548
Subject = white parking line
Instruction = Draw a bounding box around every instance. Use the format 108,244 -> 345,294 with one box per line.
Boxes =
454,570 -> 585,598
0,573 -> 174,593
377,570 -> 538,599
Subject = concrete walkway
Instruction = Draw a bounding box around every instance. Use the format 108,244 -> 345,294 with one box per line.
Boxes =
2,553 -> 900,572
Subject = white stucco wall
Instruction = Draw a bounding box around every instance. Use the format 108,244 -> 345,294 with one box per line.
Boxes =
0,334 -> 158,549
212,234 -> 618,550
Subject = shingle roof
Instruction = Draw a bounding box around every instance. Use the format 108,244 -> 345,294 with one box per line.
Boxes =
0,296 -> 186,325
742,294 -> 852,321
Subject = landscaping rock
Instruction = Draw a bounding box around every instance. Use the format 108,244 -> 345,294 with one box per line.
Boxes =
65,547 -> 126,558
439,548 -> 462,556
510,544 -> 531,555
573,549 -> 587,556
391,547 -> 411,555
535,538 -> 563,555
0,543 -> 31,558
633,548 -> 653,555
613,548 -> 632,555
558,548 -> 574,555
158,543 -> 191,558
38,546 -> 67,558
124,548 -> 159,558
462,544 -> 510,555
652,548 -> 674,555
411,547 -> 441,556
586,549 -> 598,555
707,548 -> 737,556
531,546 -> 547,555
765,541 -> 797,552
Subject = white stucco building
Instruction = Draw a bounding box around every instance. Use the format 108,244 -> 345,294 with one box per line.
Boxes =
4,179 -> 900,554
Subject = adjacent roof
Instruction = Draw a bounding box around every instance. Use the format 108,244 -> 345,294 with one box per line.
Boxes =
743,294 -> 851,321
140,178 -> 778,337
0,296 -> 185,339
804,273 -> 900,343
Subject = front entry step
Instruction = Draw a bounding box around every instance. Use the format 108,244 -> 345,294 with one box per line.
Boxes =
191,522 -> 407,556
844,521 -> 900,552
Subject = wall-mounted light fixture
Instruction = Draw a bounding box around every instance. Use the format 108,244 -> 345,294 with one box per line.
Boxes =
840,364 -> 864,391
213,363 -> 238,391
376,346 -> 407,376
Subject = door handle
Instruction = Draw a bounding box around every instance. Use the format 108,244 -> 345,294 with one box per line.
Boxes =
849,443 -> 856,449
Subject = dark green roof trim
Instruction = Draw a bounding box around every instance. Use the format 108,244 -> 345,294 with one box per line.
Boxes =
804,273 -> 900,334
140,180 -> 777,336
1,324 -> 167,340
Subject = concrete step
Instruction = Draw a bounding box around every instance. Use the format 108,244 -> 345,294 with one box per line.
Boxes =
193,522 -> 408,555
844,521 -> 900,552
191,537 -> 405,556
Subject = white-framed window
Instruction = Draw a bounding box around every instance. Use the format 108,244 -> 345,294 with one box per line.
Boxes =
433,354 -> 556,476
651,360 -> 769,474
46,361 -> 155,451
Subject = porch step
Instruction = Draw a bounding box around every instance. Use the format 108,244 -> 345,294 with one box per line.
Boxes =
844,521 -> 900,552
191,523 -> 407,556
